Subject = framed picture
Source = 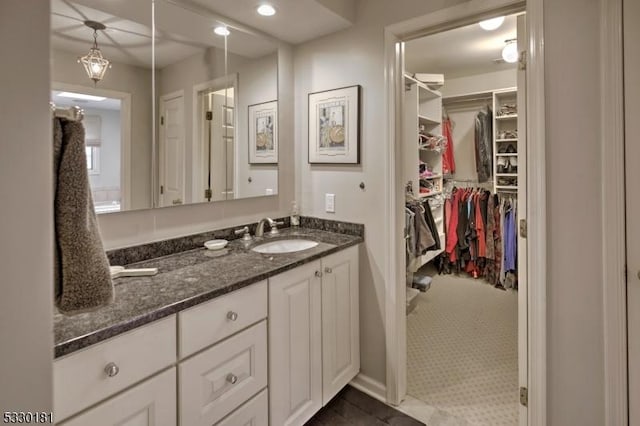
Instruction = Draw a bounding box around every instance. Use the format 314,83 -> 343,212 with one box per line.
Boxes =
248,100 -> 278,164
308,85 -> 360,164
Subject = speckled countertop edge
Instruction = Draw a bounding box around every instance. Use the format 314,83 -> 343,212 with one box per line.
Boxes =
54,227 -> 362,358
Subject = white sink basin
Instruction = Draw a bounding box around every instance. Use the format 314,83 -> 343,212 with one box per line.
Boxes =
252,239 -> 319,254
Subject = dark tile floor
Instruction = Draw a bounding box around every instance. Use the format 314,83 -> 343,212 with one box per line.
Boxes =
306,386 -> 425,426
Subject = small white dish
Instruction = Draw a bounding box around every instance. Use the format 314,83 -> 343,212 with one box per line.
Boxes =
204,239 -> 229,250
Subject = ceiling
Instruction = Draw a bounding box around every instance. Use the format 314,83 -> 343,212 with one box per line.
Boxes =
404,14 -> 520,79
51,0 -> 355,69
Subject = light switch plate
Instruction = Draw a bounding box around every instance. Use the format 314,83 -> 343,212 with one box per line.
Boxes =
325,193 -> 335,213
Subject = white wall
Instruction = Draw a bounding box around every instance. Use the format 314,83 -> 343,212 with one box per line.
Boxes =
0,0 -> 53,413
293,0 -> 471,387
544,0 -> 605,423
440,68 -> 517,97
51,49 -> 153,210
85,108 -> 121,193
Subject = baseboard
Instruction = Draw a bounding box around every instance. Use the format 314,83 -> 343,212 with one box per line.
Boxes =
349,373 -> 387,403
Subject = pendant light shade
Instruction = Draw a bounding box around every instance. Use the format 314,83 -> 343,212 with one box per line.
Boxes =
502,39 -> 518,63
78,21 -> 111,84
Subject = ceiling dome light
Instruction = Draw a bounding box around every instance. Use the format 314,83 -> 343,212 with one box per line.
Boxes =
257,4 -> 276,16
479,16 -> 505,31
214,26 -> 230,36
502,39 -> 518,63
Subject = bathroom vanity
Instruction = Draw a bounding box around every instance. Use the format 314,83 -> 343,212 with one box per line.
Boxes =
53,225 -> 362,425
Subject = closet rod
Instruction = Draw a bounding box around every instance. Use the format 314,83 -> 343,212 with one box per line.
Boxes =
443,95 -> 492,105
51,103 -> 84,122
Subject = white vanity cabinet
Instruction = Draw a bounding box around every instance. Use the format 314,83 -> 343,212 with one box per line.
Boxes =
53,315 -> 177,423
269,245 -> 360,426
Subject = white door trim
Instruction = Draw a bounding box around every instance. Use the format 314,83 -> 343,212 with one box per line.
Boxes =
383,2 -> 546,426
600,0 -> 628,424
51,82 -> 132,211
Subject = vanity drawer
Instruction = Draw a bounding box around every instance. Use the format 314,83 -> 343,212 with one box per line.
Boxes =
179,320 -> 267,426
216,388 -> 268,426
178,280 -> 267,358
58,367 -> 177,426
54,316 -> 177,421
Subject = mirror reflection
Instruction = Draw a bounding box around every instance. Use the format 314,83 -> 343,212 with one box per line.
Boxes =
50,0 -> 279,213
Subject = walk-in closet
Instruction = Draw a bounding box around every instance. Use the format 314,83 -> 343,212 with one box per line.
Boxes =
402,12 -> 526,426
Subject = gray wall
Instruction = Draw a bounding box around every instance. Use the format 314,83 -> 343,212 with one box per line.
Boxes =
0,0 -> 53,413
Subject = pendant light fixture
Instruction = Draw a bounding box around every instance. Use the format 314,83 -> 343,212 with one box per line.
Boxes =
78,20 -> 111,85
501,39 -> 518,63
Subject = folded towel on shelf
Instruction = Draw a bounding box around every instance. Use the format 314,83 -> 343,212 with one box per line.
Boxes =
53,118 -> 113,314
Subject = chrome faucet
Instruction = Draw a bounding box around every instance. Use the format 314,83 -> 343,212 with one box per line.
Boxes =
255,217 -> 284,237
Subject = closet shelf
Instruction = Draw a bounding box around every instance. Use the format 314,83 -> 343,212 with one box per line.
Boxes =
496,185 -> 519,190
403,74 -> 442,101
496,114 -> 518,120
419,190 -> 442,198
418,115 -> 440,126
420,174 -> 443,180
496,173 -> 518,177
496,153 -> 518,157
496,138 -> 518,142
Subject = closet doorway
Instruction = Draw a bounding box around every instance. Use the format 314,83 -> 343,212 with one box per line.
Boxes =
396,10 -> 528,426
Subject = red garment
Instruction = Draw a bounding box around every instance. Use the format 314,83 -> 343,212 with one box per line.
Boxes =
476,192 -> 487,258
442,118 -> 456,174
446,190 -> 460,261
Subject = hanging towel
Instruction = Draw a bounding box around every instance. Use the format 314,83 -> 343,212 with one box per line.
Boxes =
54,118 -> 113,314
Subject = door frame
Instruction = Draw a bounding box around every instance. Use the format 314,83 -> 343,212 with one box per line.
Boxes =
601,0 -> 628,424
382,0 -> 545,424
51,82 -> 132,211
158,89 -> 185,207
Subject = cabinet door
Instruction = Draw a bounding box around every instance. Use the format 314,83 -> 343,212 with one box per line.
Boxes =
58,368 -> 176,426
321,245 -> 360,405
269,260 -> 323,426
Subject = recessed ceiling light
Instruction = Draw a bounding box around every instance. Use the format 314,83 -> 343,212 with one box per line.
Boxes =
502,39 -> 518,63
214,26 -> 230,36
479,16 -> 505,31
257,4 -> 276,16
57,92 -> 106,101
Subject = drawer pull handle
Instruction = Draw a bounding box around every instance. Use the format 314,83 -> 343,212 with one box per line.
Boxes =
104,362 -> 119,378
227,311 -> 239,321
315,271 -> 322,278
226,373 -> 238,384
325,267 -> 332,273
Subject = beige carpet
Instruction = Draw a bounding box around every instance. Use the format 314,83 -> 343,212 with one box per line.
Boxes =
407,273 -> 519,425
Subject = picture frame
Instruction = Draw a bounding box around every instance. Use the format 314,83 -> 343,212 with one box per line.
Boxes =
308,85 -> 361,164
248,100 -> 278,164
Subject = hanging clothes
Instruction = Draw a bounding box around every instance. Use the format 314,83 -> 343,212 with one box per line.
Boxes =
442,116 -> 456,175
474,106 -> 493,182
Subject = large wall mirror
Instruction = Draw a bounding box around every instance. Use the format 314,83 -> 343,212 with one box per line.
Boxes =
50,0 -> 280,214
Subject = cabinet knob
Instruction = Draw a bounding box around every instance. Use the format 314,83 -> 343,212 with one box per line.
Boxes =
226,373 -> 238,384
315,271 -> 322,278
324,267 -> 332,274
227,311 -> 238,321
104,362 -> 119,378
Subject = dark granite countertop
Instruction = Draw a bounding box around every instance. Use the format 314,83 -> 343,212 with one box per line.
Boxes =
54,227 -> 362,358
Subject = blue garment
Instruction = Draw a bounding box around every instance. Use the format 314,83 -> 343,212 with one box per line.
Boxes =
504,207 -> 517,271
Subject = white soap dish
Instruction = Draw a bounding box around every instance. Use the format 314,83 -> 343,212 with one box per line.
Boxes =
204,239 -> 228,250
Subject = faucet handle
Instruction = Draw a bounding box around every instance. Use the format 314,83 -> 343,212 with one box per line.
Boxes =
234,226 -> 252,241
270,221 -> 285,235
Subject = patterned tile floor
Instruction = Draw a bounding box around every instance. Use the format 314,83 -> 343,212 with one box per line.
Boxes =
406,272 -> 519,425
